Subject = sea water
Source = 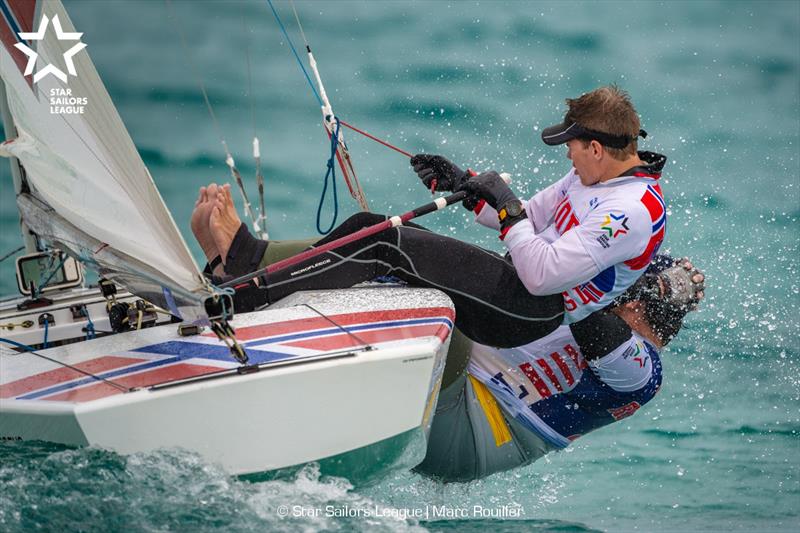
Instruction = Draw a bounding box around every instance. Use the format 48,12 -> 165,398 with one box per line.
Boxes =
0,1 -> 797,531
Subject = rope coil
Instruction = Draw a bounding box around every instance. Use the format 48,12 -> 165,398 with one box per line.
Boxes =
316,118 -> 342,234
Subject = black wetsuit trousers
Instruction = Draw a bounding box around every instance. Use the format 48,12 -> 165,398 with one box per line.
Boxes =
264,212 -> 563,348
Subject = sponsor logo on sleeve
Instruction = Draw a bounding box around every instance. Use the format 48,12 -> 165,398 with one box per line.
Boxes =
601,212 -> 629,238
596,212 -> 629,248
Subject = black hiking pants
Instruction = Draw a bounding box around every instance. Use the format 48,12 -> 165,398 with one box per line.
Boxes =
261,212 -> 563,348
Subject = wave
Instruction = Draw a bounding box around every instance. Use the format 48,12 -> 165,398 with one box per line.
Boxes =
642,429 -> 701,440
727,425 -> 800,437
509,21 -> 604,52
421,518 -> 601,532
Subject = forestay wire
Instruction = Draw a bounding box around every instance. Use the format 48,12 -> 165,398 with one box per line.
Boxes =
265,0 -> 322,106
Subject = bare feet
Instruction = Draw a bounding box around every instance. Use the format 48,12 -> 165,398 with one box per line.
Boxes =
210,184 -> 242,264
190,185 -> 220,263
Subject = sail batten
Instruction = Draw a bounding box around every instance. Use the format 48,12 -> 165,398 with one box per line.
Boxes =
0,0 -> 212,317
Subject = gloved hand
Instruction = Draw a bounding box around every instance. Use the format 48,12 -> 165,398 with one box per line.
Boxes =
462,170 -> 519,211
660,258 -> 705,310
410,154 -> 469,192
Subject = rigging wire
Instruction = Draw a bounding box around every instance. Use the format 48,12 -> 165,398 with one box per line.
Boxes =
265,0 -> 322,106
0,245 -> 24,263
37,253 -> 67,292
288,0 -> 369,212
337,119 -> 413,159
0,337 -> 131,393
266,0 -> 370,217
265,1 -> 413,164
244,21 -> 268,239
302,303 -> 373,349
164,0 -> 263,238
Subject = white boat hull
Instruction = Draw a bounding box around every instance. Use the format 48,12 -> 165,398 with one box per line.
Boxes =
1,287 -> 453,477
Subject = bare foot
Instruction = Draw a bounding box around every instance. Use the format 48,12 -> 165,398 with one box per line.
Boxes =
190,185 -> 219,262
210,184 -> 242,264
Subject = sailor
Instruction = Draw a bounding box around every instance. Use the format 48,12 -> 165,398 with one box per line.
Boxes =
192,85 -> 668,349
414,255 -> 705,482
411,84 -> 666,327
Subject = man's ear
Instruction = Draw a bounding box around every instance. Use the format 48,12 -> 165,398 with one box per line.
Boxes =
590,140 -> 604,159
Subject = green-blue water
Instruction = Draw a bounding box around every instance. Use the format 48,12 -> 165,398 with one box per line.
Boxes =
1,1 -> 798,531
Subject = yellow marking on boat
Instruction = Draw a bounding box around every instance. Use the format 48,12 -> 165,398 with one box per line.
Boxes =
468,374 -> 512,447
422,375 -> 443,428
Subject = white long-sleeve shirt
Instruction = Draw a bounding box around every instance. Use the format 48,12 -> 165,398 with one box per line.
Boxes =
468,321 -> 661,448
475,155 -> 667,323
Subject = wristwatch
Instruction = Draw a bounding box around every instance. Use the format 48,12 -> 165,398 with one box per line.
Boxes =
498,200 -> 524,222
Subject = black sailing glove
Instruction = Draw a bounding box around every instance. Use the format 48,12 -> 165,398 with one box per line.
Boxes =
462,170 -> 518,210
410,154 -> 470,192
463,171 -> 526,231
660,258 -> 706,310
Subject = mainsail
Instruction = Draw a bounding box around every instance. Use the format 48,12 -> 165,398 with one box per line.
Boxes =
0,0 -> 213,320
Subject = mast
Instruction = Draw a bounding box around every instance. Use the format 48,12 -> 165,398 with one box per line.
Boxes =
0,79 -> 38,253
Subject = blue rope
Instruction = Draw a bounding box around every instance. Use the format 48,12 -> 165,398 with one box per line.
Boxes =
42,318 -> 49,349
316,119 -> 341,234
265,0 -> 323,107
0,337 -> 35,352
82,307 -> 96,340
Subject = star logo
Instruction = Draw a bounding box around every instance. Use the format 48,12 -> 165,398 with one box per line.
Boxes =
14,14 -> 87,84
600,212 -> 629,238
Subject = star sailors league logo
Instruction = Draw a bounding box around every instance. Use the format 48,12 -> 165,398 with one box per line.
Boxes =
601,212 -> 629,238
10,13 -> 89,114
14,14 -> 86,83
596,212 -> 629,249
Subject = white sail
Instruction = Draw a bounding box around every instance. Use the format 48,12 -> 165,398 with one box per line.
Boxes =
0,0 -> 212,318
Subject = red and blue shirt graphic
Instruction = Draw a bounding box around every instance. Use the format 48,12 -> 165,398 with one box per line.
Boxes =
468,325 -> 662,448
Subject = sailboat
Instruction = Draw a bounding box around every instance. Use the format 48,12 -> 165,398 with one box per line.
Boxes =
0,0 -> 453,481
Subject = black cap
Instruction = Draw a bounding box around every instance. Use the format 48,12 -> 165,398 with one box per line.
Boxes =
541,119 -> 647,149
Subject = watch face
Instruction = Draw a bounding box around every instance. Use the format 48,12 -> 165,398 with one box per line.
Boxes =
506,201 -> 523,217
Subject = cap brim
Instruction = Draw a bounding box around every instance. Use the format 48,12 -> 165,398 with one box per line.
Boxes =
541,121 -> 580,146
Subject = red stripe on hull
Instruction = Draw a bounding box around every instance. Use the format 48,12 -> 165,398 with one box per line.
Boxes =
284,323 -> 449,351
39,363 -> 222,402
0,356 -> 146,399
208,307 -> 455,342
